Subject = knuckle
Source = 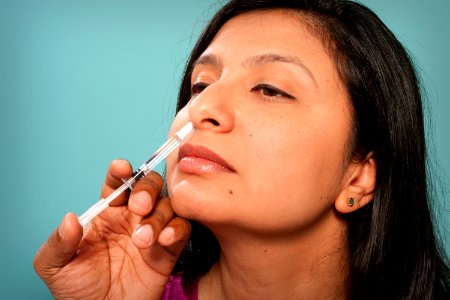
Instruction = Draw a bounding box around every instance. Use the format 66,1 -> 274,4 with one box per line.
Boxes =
105,171 -> 122,188
33,253 -> 41,273
105,171 -> 115,184
148,171 -> 163,183
152,210 -> 167,226
159,197 -> 173,210
179,221 -> 192,238
137,176 -> 162,194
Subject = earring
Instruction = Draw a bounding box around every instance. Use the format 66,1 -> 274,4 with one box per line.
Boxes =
347,197 -> 355,207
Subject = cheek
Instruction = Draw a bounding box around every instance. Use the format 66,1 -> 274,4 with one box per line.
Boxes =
165,100 -> 352,230
240,113 -> 350,227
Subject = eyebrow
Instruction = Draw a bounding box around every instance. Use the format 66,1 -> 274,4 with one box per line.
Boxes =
193,54 -> 223,69
244,53 -> 317,86
193,53 -> 317,86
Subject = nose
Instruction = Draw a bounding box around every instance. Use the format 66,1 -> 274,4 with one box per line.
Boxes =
188,82 -> 235,133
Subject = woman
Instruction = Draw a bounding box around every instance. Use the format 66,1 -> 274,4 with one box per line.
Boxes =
34,0 -> 450,299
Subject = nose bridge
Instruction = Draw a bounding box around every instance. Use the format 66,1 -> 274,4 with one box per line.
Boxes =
188,78 -> 235,132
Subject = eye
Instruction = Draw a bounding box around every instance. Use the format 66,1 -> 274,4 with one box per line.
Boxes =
251,84 -> 295,100
191,82 -> 209,97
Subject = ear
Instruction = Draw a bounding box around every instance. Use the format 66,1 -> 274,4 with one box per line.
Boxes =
335,152 -> 376,214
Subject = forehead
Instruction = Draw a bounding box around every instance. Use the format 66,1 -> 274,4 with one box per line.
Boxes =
198,9 -> 342,92
205,9 -> 325,59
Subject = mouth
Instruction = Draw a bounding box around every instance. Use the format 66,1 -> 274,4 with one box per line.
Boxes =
177,143 -> 235,174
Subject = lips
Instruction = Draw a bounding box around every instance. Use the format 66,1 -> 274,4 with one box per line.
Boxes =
178,143 -> 235,174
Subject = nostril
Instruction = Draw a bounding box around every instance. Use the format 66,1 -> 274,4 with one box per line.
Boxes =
207,118 -> 220,126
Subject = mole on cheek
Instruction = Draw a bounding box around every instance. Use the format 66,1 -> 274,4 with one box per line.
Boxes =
249,133 -> 253,137
228,189 -> 233,195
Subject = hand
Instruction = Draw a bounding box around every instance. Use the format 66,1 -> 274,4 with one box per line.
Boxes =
34,160 -> 191,299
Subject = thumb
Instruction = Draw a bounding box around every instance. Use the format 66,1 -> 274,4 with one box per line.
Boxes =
34,212 -> 83,278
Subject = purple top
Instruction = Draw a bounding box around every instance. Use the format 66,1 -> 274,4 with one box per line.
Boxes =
161,274 -> 198,300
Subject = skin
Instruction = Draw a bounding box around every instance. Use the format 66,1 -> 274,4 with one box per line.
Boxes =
168,10 -> 351,233
34,9 -> 376,300
33,162 -> 192,300
167,10 -> 376,299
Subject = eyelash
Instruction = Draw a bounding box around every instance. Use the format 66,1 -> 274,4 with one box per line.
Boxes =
250,84 -> 295,100
191,82 -> 209,97
190,82 -> 295,100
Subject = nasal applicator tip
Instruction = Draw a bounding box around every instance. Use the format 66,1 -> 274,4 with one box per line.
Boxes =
176,122 -> 195,141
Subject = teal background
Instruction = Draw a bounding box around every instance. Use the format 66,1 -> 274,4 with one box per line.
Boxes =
0,0 -> 448,298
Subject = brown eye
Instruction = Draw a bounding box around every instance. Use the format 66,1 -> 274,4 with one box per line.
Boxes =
251,84 -> 295,100
191,82 -> 209,97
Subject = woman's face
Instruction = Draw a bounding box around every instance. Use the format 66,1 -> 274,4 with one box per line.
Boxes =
166,10 -> 353,234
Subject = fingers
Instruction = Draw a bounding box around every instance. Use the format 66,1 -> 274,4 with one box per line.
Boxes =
131,197 -> 191,276
144,217 -> 191,276
158,217 -> 192,250
33,213 -> 83,279
100,159 -> 133,206
100,160 -> 164,211
131,197 -> 174,248
128,172 -> 164,216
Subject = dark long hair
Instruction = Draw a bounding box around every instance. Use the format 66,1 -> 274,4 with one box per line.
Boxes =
172,0 -> 450,298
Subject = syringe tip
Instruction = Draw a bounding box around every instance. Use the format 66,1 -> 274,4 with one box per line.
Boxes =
176,122 -> 195,141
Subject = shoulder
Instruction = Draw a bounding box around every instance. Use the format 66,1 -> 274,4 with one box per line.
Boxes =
161,274 -> 198,300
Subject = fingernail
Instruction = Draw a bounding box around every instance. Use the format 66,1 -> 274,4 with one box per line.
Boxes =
133,224 -> 153,245
132,191 -> 151,211
160,227 -> 175,243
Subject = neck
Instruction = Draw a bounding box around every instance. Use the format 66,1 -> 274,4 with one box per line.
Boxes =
198,212 -> 349,300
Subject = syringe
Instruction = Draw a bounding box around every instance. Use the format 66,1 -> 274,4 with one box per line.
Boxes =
78,122 -> 195,228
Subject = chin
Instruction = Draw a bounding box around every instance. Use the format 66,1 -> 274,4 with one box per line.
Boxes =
169,184 -> 208,220
168,184 -> 232,225
169,194 -> 197,220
